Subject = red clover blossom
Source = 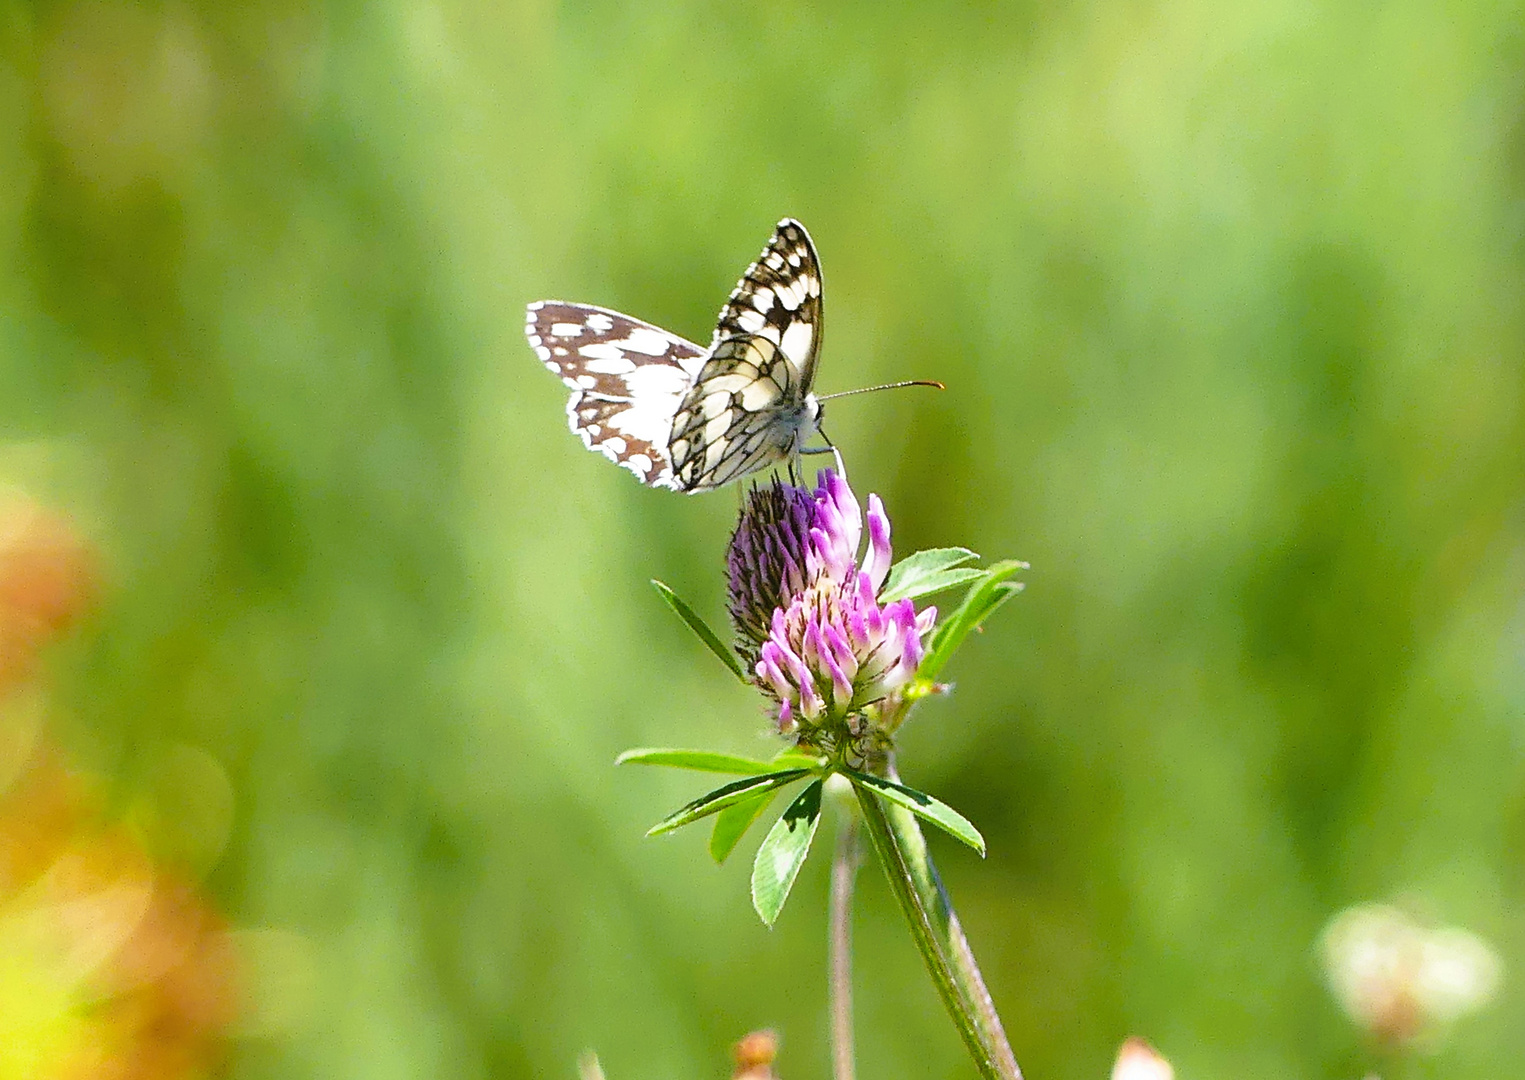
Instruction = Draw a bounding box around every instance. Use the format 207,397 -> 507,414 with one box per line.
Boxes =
727,469 -> 934,738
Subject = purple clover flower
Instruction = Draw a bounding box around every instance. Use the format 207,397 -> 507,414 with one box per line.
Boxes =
727,469 -> 935,736
726,480 -> 815,663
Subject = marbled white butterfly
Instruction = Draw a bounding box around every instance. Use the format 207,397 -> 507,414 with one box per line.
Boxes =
526,219 -> 829,492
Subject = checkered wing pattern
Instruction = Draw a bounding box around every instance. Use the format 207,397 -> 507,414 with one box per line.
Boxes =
525,301 -> 707,489
668,219 -> 824,491
527,219 -> 825,493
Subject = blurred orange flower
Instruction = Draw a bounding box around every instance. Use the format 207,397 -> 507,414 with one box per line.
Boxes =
732,1030 -> 778,1080
0,494 -> 238,1080
0,497 -> 94,693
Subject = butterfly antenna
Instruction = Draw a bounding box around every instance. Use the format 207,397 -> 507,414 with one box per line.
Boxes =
816,379 -> 945,401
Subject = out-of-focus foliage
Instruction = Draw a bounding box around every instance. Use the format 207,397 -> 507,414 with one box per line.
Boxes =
1,1 -> 1522,1078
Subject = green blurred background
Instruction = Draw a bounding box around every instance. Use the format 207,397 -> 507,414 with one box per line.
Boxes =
3,0 -> 1524,1076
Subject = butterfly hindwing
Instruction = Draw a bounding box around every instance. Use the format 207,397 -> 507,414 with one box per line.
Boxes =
669,334 -> 802,490
525,301 -> 707,488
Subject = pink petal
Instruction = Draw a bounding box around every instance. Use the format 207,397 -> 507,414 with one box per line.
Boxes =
863,494 -> 893,591
823,622 -> 859,682
798,676 -> 824,719
777,697 -> 796,733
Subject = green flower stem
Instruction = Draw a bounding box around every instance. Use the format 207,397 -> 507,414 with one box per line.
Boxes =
854,762 -> 1022,1080
828,809 -> 863,1080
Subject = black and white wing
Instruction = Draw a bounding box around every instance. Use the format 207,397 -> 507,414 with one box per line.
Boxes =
668,219 -> 825,492
525,301 -> 706,489
708,218 -> 824,385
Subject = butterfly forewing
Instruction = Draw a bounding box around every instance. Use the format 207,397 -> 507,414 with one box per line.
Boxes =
709,219 -> 824,385
525,301 -> 706,488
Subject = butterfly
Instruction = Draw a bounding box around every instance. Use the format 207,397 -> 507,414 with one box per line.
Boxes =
526,218 -> 829,492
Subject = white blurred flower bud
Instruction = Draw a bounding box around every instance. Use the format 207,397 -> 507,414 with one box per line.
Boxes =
1320,904 -> 1501,1049
1112,1038 -> 1173,1080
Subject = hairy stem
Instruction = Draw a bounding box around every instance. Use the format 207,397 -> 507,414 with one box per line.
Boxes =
854,759 -> 1022,1080
829,811 -> 862,1080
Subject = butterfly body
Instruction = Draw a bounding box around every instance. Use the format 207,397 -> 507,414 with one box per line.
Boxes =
526,219 -> 825,492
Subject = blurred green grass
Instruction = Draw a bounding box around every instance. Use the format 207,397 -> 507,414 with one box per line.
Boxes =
2,0 -> 1524,1077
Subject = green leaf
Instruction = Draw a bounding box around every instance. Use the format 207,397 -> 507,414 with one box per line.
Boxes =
709,788 -> 779,863
616,748 -> 781,774
918,561 -> 1027,683
846,770 -> 985,856
750,779 -> 824,926
651,579 -> 748,683
704,746 -> 829,862
771,748 -> 828,770
879,548 -> 983,604
646,770 -> 810,836
887,567 -> 987,605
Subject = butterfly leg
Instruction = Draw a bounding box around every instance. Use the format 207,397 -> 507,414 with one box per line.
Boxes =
797,440 -> 845,482
800,423 -> 836,454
